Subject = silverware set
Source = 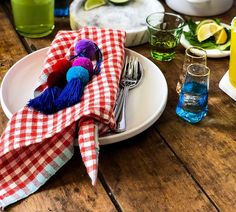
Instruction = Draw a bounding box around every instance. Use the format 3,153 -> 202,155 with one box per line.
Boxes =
114,55 -> 143,132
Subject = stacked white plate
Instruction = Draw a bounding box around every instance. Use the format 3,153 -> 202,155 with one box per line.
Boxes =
0,48 -> 168,145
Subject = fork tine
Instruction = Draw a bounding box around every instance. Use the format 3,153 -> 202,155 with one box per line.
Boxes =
122,55 -> 129,78
127,56 -> 135,78
132,57 -> 139,80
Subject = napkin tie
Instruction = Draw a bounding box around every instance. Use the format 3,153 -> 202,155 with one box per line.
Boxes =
0,27 -> 126,209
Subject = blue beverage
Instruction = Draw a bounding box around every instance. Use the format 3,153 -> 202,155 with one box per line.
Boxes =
54,0 -> 69,16
176,81 -> 208,123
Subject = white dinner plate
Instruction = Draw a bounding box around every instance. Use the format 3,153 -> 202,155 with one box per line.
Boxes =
180,23 -> 230,58
0,48 -> 168,145
70,0 -> 165,47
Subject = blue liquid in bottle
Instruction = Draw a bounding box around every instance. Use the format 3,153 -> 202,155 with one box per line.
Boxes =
54,0 -> 69,17
176,81 -> 208,124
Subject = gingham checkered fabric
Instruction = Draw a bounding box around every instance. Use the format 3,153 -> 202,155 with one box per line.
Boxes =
0,27 -> 126,209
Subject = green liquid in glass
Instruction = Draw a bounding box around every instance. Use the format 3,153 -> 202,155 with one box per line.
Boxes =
149,31 -> 178,61
11,0 -> 54,38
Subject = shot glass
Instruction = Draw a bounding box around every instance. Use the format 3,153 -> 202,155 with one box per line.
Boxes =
176,46 -> 207,94
176,63 -> 210,124
146,12 -> 185,61
11,0 -> 54,38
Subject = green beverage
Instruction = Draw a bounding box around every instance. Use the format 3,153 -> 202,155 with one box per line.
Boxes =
146,12 -> 184,61
11,0 -> 54,38
149,31 -> 178,61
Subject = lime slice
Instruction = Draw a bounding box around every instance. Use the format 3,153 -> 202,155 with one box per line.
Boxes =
84,0 -> 106,11
196,19 -> 216,34
109,0 -> 130,4
197,23 -> 223,42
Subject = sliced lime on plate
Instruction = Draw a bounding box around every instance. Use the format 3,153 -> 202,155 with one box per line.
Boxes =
108,0 -> 130,4
195,19 -> 217,34
84,0 -> 106,11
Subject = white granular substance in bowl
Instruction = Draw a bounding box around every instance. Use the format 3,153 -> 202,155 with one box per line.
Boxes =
70,0 -> 164,46
70,0 -> 164,31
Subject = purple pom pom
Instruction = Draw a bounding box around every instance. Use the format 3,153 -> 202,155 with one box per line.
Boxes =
72,57 -> 94,78
74,39 -> 97,60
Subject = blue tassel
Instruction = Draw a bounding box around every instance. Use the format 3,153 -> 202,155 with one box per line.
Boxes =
54,78 -> 84,111
27,87 -> 62,114
93,42 -> 103,75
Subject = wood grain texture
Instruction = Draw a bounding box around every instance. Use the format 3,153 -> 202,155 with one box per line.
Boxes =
99,128 -> 217,211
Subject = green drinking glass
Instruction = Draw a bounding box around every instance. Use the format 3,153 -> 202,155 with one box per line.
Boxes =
11,0 -> 54,38
146,12 -> 185,61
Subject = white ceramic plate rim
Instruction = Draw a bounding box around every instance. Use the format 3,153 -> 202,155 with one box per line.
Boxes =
180,22 -> 230,58
0,47 -> 168,145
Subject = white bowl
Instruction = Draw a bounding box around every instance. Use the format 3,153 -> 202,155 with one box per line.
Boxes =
69,0 -> 165,47
166,0 -> 233,17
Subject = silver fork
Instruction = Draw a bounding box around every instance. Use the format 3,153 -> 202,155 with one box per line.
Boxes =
115,55 -> 141,132
113,56 -> 131,122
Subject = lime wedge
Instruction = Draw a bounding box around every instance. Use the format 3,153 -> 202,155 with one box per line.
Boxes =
109,0 -> 130,4
196,19 -> 216,34
84,0 -> 106,11
197,23 -> 223,42
214,28 -> 228,44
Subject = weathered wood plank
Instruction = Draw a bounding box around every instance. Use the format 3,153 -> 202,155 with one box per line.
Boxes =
99,128 -> 217,211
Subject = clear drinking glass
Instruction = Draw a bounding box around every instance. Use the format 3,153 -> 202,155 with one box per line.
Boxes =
11,0 -> 54,38
176,46 -> 207,94
146,12 -> 185,61
176,63 -> 210,124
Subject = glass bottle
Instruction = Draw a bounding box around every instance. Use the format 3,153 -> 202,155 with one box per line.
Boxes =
54,0 -> 69,17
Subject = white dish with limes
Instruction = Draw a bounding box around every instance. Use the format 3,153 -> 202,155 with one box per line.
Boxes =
180,21 -> 230,58
70,0 -> 165,47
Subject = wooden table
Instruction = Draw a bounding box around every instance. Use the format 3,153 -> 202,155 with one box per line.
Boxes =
1,0 -> 236,211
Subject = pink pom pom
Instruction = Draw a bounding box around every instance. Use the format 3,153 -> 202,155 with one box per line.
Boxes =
72,57 -> 94,78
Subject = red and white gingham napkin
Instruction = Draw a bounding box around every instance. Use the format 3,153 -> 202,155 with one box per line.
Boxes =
0,27 -> 126,209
